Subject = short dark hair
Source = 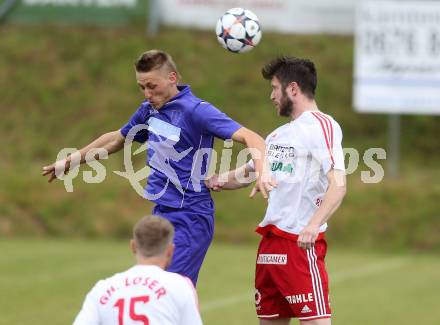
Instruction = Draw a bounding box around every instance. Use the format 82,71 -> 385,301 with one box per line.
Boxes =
262,56 -> 317,99
133,215 -> 174,258
135,50 -> 181,80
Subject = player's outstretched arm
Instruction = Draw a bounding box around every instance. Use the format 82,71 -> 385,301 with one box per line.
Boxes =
42,130 -> 125,182
298,169 -> 346,249
205,163 -> 255,191
231,127 -> 276,198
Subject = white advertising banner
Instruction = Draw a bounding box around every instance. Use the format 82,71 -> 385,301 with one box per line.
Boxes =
354,1 -> 440,115
157,0 -> 356,34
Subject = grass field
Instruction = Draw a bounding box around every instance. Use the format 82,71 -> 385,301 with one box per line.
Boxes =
0,239 -> 438,324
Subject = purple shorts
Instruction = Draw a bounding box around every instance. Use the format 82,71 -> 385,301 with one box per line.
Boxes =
152,202 -> 214,285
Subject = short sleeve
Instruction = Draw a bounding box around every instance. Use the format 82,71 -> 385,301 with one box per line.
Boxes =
309,114 -> 345,174
72,282 -> 101,325
179,277 -> 203,325
120,102 -> 152,143
192,102 -> 242,140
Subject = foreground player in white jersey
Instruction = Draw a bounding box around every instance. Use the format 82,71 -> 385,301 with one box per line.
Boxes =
73,215 -> 202,325
206,57 -> 346,324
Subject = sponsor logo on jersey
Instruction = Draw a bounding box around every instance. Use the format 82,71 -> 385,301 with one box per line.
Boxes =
301,304 -> 313,313
147,117 -> 181,142
267,144 -> 295,160
257,254 -> 287,265
285,293 -> 314,304
270,161 -> 294,173
315,197 -> 323,207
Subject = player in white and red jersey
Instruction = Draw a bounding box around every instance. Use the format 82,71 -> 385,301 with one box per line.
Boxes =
73,215 -> 203,325
206,57 -> 346,325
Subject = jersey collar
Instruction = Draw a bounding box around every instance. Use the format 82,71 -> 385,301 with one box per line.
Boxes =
154,84 -> 191,111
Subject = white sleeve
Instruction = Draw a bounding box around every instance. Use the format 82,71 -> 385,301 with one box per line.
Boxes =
309,117 -> 345,174
179,278 -> 203,325
72,282 -> 101,325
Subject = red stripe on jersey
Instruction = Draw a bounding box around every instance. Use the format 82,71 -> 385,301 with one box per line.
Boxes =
311,112 -> 332,151
311,112 -> 335,166
315,112 -> 331,147
315,112 -> 333,149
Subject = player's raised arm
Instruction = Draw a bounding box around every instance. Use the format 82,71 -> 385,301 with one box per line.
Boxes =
42,130 -> 125,182
231,127 -> 276,198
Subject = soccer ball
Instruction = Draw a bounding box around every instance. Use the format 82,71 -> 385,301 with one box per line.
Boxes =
216,7 -> 262,53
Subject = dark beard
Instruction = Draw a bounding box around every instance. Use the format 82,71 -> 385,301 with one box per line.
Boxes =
279,90 -> 293,117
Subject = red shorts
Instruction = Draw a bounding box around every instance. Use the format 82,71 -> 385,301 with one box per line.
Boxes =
255,232 -> 331,321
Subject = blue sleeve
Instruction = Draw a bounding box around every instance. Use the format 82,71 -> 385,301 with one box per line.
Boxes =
192,102 -> 242,140
120,103 -> 151,143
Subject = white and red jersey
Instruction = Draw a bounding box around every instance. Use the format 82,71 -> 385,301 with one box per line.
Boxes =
73,265 -> 202,325
256,110 -> 345,238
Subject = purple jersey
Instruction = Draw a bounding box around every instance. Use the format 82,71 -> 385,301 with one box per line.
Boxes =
120,85 -> 241,209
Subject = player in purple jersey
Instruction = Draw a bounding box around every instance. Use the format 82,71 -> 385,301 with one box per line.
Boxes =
42,50 -> 272,285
